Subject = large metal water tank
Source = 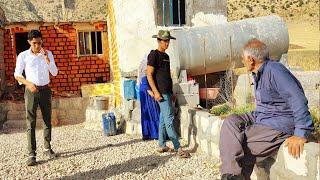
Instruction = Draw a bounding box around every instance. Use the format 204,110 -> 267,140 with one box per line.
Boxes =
168,15 -> 289,76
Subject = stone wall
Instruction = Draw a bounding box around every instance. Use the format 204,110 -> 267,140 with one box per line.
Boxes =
0,97 -> 89,129
234,70 -> 320,109
178,106 -> 320,180
3,23 -> 110,96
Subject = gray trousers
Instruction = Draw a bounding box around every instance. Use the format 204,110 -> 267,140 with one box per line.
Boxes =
25,88 -> 52,157
219,113 -> 290,179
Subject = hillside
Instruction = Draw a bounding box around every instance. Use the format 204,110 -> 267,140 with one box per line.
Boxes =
228,0 -> 319,23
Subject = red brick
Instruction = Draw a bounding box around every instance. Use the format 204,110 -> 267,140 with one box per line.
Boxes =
40,26 -> 47,30
58,87 -> 66,91
91,65 -> 98,69
51,42 -> 58,46
47,38 -> 55,43
59,67 -> 67,71
48,47 -> 56,51
83,74 -> 90,78
49,30 -> 56,34
72,78 -> 79,82
73,82 -> 80,86
68,46 -> 76,50
42,34 -> 49,38
90,69 -> 97,73
50,34 -> 57,38
61,83 -> 68,86
60,79 -> 67,83
64,50 -> 72,54
69,42 -> 77,46
43,42 -> 51,47
58,34 -> 66,38
80,78 -> 87,82
55,38 -> 63,43
95,60 -> 103,65
68,29 -> 76,33
78,70 -> 85,73
53,50 -> 60,55
71,66 -> 79,70
71,70 -> 78,74
76,74 -> 82,78
56,47 -> 64,51
59,59 -> 67,63
59,42 -> 66,46
47,26 -> 54,30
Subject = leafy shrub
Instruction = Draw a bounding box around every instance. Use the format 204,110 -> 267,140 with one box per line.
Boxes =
210,104 -> 255,116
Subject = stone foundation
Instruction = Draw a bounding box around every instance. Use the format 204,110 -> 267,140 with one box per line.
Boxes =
0,97 -> 89,129
179,106 -> 320,180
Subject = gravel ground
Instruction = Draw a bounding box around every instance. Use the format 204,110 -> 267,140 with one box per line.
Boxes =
0,124 -> 220,180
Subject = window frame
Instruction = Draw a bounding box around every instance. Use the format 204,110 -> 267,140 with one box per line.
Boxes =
77,30 -> 103,57
156,0 -> 186,27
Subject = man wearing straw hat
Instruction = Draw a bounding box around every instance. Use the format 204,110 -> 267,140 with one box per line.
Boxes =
146,30 -> 190,158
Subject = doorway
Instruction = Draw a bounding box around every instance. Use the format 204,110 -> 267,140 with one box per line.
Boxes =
15,32 -> 29,56
14,32 -> 29,90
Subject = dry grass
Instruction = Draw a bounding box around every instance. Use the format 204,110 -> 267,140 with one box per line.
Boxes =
288,50 -> 319,71
228,0 -> 319,23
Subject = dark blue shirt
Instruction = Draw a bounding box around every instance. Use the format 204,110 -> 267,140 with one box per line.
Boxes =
253,60 -> 314,138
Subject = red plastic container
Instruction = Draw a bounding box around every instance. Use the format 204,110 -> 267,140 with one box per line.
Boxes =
199,88 -> 220,100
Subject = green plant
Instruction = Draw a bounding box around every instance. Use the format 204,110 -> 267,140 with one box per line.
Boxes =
210,104 -> 255,116
310,108 -> 320,131
210,104 -> 231,116
309,108 -> 320,142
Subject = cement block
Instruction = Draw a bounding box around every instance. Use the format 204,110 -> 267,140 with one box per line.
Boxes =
210,142 -> 220,159
200,139 -> 209,155
174,83 -> 199,94
125,120 -> 142,136
176,94 -> 199,107
83,109 -> 109,131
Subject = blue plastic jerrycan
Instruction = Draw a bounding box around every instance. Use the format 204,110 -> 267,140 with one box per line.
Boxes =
102,112 -> 117,136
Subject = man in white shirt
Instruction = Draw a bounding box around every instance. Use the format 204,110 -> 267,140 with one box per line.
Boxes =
14,30 -> 58,166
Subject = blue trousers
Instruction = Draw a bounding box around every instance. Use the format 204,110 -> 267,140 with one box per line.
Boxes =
158,94 -> 180,150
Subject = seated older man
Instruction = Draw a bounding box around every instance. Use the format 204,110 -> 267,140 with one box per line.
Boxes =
219,39 -> 314,180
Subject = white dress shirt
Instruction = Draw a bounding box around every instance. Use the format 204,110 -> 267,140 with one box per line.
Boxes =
14,49 -> 58,86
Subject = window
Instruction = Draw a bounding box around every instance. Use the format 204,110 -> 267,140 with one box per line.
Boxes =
155,0 -> 185,26
78,31 -> 103,55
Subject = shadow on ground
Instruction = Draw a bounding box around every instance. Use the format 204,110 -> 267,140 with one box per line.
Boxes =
55,154 -> 173,180
37,139 -> 143,164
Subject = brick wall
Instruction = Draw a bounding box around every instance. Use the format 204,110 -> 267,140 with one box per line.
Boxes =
3,28 -> 17,86
0,24 -> 4,92
3,23 -> 110,97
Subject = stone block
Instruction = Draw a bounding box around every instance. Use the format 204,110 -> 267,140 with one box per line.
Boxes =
176,94 -> 200,107
7,111 -> 24,121
200,139 -> 209,155
174,83 -> 199,94
210,142 -> 220,159
125,120 -> 142,136
83,109 -> 108,131
201,116 -> 210,133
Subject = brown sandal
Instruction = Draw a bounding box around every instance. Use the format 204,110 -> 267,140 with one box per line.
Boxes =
157,147 -> 174,153
177,150 -> 191,158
